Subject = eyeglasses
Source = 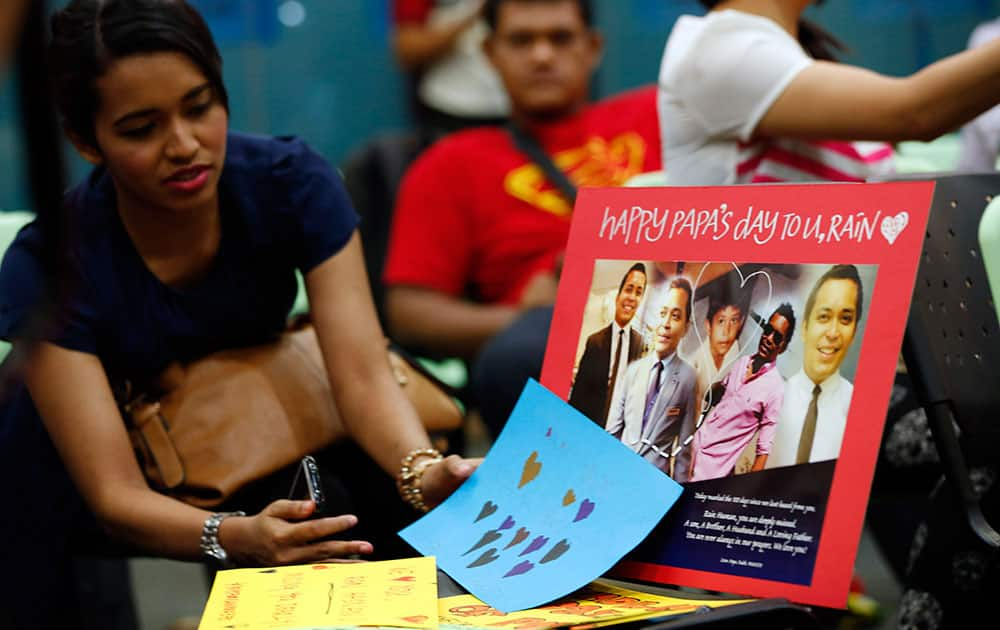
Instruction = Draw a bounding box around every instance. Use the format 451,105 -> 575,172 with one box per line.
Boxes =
760,322 -> 785,346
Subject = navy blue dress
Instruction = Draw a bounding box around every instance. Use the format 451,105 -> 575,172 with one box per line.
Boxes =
0,132 -> 362,624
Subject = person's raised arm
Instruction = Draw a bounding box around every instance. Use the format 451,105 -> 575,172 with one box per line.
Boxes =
394,11 -> 481,70
757,37 -> 1000,143
23,341 -> 371,566
0,0 -> 29,65
306,232 -> 477,508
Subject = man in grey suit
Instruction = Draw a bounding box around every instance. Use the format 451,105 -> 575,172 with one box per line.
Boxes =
607,276 -> 697,481
569,263 -> 647,426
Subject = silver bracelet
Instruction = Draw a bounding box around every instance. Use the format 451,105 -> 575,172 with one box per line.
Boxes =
200,511 -> 245,568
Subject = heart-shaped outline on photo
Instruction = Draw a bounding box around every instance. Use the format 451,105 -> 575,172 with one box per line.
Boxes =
880,211 -> 909,245
689,261 -> 774,384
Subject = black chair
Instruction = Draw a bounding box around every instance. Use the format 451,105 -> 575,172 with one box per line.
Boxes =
340,131 -> 426,331
897,172 -> 1000,549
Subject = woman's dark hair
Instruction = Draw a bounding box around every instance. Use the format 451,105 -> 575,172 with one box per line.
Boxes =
48,0 -> 228,149
697,0 -> 845,61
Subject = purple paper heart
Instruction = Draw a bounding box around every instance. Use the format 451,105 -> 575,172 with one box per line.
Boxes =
519,535 -> 549,556
503,560 -> 535,578
573,499 -> 595,522
498,515 -> 515,531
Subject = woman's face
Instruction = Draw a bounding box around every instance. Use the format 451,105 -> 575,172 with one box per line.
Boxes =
78,51 -> 228,219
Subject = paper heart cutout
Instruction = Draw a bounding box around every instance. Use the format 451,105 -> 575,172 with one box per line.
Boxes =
562,489 -> 576,506
467,547 -> 500,568
518,451 -> 542,489
504,560 -> 535,578
505,527 -> 530,549
690,262 -> 774,365
463,529 -> 503,555
519,535 -> 550,556
540,539 -> 571,564
880,211 -> 909,245
475,500 -> 498,522
573,498 -> 595,522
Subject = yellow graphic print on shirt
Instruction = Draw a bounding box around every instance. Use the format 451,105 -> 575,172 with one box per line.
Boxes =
504,132 -> 648,217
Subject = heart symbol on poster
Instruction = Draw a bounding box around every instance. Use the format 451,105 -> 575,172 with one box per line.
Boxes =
880,212 -> 909,245
690,262 -> 774,357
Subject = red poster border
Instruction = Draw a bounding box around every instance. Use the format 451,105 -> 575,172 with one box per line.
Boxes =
539,182 -> 934,608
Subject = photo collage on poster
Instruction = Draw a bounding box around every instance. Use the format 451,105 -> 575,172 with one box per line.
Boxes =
566,260 -> 875,585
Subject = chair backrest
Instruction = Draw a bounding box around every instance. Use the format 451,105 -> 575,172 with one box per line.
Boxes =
980,196 -> 1000,326
340,132 -> 425,328
900,173 -> 1000,457
0,211 -> 36,362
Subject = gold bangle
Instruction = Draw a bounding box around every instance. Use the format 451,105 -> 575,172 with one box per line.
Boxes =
396,447 -> 443,513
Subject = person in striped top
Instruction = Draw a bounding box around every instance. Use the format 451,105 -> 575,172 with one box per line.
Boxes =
657,0 -> 1000,185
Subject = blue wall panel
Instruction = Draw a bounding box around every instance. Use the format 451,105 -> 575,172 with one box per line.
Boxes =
2,0 -> 1000,213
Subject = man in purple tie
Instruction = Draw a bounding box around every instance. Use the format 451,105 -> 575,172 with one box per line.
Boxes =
606,277 -> 697,481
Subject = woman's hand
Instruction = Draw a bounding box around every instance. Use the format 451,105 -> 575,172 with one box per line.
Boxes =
222,499 -> 374,566
419,454 -> 482,510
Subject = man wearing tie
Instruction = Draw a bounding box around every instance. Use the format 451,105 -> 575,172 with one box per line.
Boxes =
768,265 -> 862,467
606,277 -> 697,481
569,263 -> 647,425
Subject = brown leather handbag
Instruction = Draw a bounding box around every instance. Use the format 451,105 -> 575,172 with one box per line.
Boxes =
123,324 -> 463,508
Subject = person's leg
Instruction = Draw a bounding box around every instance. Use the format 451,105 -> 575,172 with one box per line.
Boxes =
0,406 -> 132,629
470,306 -> 553,438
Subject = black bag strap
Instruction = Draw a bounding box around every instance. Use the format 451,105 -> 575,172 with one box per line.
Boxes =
507,122 -> 578,206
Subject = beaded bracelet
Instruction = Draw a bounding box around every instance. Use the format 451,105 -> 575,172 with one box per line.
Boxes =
396,447 -> 443,513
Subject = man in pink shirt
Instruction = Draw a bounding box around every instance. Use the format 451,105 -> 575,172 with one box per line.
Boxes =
689,303 -> 796,482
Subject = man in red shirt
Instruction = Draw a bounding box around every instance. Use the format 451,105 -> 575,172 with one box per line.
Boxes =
384,0 -> 661,435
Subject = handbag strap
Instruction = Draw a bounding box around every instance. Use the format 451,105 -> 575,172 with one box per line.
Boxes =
507,122 -> 578,205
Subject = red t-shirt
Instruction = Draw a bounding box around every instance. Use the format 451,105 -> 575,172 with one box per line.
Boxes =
393,0 -> 433,24
384,86 -> 660,305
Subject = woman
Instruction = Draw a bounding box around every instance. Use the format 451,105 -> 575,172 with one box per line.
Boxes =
657,2 -> 1000,626
0,0 -> 475,623
658,0 -> 1000,185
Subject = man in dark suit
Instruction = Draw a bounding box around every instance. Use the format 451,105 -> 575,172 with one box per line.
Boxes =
568,263 -> 647,425
607,276 -> 697,481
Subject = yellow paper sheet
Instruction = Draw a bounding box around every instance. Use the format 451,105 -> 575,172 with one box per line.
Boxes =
439,580 -> 752,629
199,556 -> 438,629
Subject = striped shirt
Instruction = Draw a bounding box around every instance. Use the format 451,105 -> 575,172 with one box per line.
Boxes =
658,10 -> 894,186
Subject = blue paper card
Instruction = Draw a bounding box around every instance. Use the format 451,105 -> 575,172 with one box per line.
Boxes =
400,379 -> 683,612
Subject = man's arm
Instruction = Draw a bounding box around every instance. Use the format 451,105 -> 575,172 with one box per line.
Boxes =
567,332 -> 600,409
385,285 -> 519,359
605,367 -> 630,439
751,379 -> 784,472
672,371 -> 698,483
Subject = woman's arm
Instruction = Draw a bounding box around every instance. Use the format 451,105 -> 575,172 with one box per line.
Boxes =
306,232 -> 477,508
23,340 -> 372,565
758,37 -> 1000,142
393,1 -> 483,70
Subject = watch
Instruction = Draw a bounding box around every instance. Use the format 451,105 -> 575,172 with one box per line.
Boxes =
200,511 -> 245,568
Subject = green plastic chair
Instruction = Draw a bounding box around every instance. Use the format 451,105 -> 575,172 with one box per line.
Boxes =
0,211 -> 35,361
980,196 -> 1000,327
